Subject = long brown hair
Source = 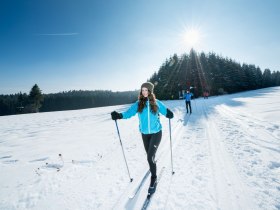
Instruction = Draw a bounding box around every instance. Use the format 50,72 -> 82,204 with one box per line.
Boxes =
137,91 -> 158,113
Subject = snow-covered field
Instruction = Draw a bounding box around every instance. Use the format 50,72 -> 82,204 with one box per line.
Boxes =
1,87 -> 280,210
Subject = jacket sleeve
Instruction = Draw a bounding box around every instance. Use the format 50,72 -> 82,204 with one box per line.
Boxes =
157,99 -> 167,116
122,101 -> 138,119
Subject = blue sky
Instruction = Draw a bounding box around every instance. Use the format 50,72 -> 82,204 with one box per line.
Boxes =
0,0 -> 279,94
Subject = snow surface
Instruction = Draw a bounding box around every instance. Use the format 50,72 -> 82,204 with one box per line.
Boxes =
0,87 -> 280,210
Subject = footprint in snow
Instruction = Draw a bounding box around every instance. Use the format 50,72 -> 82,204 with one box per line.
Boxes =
268,161 -> 280,169
0,155 -> 12,159
2,160 -> 19,164
29,157 -> 49,162
44,162 -> 63,170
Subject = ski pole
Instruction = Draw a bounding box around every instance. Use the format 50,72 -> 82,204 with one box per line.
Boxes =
169,119 -> 175,175
114,120 -> 133,182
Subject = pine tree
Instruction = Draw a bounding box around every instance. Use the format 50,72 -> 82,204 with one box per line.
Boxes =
29,84 -> 44,113
262,69 -> 272,88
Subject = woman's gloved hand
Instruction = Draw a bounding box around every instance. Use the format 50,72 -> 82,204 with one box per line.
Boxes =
111,111 -> 123,120
166,108 -> 174,119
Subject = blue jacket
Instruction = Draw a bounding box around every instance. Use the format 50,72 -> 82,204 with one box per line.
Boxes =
184,93 -> 193,101
122,99 -> 168,134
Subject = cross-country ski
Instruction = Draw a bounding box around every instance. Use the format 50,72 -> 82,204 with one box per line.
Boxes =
141,167 -> 166,210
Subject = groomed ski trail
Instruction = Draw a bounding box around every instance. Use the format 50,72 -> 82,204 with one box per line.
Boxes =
210,100 -> 280,209
202,101 -> 256,210
142,98 -> 258,210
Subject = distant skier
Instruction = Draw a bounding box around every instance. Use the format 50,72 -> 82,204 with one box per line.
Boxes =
111,82 -> 174,194
184,90 -> 193,114
203,90 -> 209,99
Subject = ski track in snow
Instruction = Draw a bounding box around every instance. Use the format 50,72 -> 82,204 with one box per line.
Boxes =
213,105 -> 280,209
1,87 -> 280,210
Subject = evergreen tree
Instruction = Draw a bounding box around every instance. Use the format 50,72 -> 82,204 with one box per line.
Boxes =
255,67 -> 263,88
262,69 -> 272,88
29,84 -> 44,112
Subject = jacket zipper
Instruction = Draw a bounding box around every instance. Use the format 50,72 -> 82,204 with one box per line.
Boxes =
147,100 -> 150,133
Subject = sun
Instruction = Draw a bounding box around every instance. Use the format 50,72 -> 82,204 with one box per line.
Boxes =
183,28 -> 201,46
177,25 -> 205,51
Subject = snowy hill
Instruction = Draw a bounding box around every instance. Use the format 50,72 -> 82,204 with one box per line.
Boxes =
0,87 -> 280,210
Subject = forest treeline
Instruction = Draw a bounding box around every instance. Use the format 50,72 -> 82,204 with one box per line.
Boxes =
0,87 -> 138,116
1,49 -> 279,116
149,49 -> 280,99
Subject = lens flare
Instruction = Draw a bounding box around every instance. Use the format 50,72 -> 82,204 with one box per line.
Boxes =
183,29 -> 201,46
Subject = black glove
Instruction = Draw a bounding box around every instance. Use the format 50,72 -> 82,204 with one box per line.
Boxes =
166,108 -> 174,119
111,111 -> 123,120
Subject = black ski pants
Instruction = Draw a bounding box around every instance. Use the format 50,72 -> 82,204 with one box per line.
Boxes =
185,101 -> 192,113
141,130 -> 162,178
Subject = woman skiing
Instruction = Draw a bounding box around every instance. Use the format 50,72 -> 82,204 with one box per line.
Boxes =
111,82 -> 174,194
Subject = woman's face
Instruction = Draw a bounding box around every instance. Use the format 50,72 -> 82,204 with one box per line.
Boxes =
141,87 -> 149,98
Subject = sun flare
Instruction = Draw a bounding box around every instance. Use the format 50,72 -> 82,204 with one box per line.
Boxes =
183,29 -> 201,46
